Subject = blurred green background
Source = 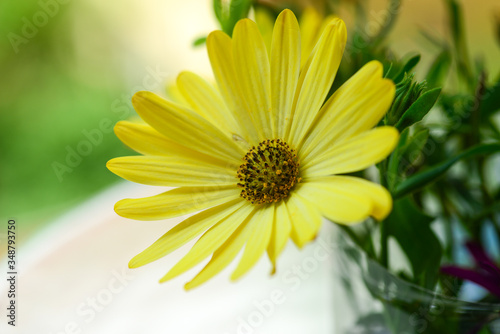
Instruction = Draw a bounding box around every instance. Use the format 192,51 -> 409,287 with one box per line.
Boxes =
0,1 -> 129,235
0,0 -> 498,240
0,0 -> 214,240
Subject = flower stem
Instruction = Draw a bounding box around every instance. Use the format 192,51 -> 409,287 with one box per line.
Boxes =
379,159 -> 390,268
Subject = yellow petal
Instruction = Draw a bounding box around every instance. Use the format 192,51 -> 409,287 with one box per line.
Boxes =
270,9 -> 301,139
129,198 -> 245,268
114,185 -> 240,221
308,176 -> 393,221
300,61 -> 395,161
207,31 -> 260,145
267,202 -> 291,273
255,7 -> 274,56
288,19 -> 347,148
295,178 -> 372,224
185,210 -> 256,290
114,121 -> 230,167
132,91 -> 245,163
231,204 -> 274,280
107,155 -> 237,187
299,7 -> 323,68
165,81 -> 188,106
232,19 -> 272,140
160,203 -> 254,282
176,71 -> 241,136
286,193 -> 322,248
302,126 -> 399,177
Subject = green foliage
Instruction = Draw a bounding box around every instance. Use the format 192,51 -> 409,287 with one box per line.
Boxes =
426,50 -> 452,89
385,73 -> 428,126
395,87 -> 441,132
388,54 -> 421,83
387,128 -> 429,191
480,79 -> 500,120
445,0 -> 473,88
394,143 -> 500,199
0,3 -> 133,233
193,36 -> 207,47
213,0 -> 253,36
384,197 -> 442,289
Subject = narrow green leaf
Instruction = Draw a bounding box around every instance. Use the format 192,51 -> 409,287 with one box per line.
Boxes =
426,50 -> 452,89
193,36 -> 207,47
213,0 -> 225,28
446,0 -> 473,86
418,28 -> 446,48
395,88 -> 441,132
384,62 -> 394,79
393,54 -> 421,83
394,143 -> 500,198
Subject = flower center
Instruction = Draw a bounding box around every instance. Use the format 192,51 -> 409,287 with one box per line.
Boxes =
237,139 -> 300,205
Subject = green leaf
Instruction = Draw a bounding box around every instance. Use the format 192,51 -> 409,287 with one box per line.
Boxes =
446,0 -> 473,86
384,197 -> 442,289
418,28 -> 446,48
395,87 -> 441,132
213,0 -> 252,36
480,80 -> 500,119
426,50 -> 452,89
213,0 -> 225,30
387,128 -> 429,191
228,0 -> 252,29
400,128 -> 429,165
394,143 -> 500,198
385,74 -> 427,126
383,62 -> 393,79
392,54 -> 421,83
387,128 -> 410,183
193,36 -> 207,47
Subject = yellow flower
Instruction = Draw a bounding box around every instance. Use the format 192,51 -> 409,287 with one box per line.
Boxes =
257,7 -> 337,68
107,9 -> 398,290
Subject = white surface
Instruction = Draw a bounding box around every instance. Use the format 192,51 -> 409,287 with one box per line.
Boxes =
0,182 -> 339,333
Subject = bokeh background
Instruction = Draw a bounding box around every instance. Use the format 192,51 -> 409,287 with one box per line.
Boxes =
0,0 -> 499,332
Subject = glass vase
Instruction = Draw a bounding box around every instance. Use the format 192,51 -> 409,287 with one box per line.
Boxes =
332,228 -> 500,334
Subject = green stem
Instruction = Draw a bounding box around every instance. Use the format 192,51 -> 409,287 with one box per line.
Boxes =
379,159 -> 390,268
363,220 -> 377,259
380,220 -> 389,268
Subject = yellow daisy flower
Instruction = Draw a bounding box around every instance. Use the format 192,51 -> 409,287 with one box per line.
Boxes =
107,9 -> 398,290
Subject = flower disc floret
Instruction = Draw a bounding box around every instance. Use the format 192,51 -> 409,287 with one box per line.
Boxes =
237,139 -> 300,204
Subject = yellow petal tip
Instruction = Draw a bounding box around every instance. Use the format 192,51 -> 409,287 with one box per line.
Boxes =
106,158 -> 118,172
128,258 -> 140,269
159,275 -> 171,284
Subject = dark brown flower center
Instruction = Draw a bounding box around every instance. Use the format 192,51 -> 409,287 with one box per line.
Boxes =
237,139 -> 300,205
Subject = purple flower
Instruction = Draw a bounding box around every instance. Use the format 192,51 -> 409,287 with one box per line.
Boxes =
441,241 -> 500,298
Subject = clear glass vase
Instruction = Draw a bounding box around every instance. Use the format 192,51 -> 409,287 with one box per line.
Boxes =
332,229 -> 500,334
